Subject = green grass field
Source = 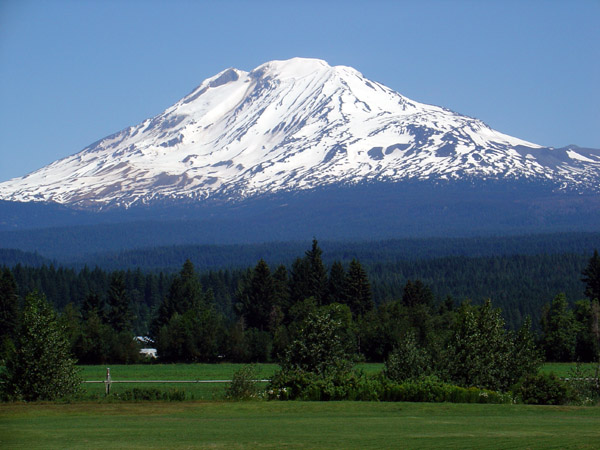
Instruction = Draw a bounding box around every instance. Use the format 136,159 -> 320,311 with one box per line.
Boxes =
2,362 -> 599,448
79,362 -> 382,380
540,362 -> 599,378
80,361 -> 595,380
78,363 -> 386,399
79,363 -> 279,399
1,401 -> 599,449
75,362 -> 596,400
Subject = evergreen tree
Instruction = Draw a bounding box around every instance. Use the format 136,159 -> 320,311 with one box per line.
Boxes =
152,260 -> 225,362
358,301 -> 409,361
289,257 -> 312,305
399,280 -> 436,347
73,311 -> 112,364
236,259 -> 276,330
106,272 -> 133,333
272,264 -> 290,312
155,307 -> 223,363
327,261 -> 347,305
169,259 -> 204,312
573,299 -> 600,362
227,318 -> 251,362
81,292 -> 105,322
344,259 -> 373,317
592,299 -> 600,361
540,293 -> 579,362
305,239 -> 329,305
60,303 -> 81,348
1,292 -> 81,401
402,279 -> 434,308
289,240 -> 329,306
582,249 -> 600,301
0,268 -> 19,357
150,260 -> 203,339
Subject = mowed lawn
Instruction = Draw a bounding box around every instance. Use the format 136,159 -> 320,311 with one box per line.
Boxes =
1,401 -> 599,449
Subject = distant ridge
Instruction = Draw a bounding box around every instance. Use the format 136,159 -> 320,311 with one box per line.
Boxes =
0,248 -> 52,267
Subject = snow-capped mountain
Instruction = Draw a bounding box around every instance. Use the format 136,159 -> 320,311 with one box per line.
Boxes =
1,57 -> 599,209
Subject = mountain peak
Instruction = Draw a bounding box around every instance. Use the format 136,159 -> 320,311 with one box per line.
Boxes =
251,57 -> 331,78
208,68 -> 243,87
1,58 -> 599,208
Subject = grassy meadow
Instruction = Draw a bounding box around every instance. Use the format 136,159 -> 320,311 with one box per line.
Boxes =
2,362 -> 599,448
540,362 -> 599,378
76,362 -> 596,400
2,401 -> 599,449
79,363 -> 279,399
78,363 -> 385,399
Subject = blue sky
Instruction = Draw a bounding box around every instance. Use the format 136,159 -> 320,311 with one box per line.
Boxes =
1,0 -> 598,182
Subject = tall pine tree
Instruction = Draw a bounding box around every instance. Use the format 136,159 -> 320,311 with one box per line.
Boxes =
540,293 -> 578,362
150,260 -> 203,339
327,261 -> 347,305
306,239 -> 329,305
344,259 -> 373,317
236,259 -> 276,330
402,279 -> 435,308
582,249 -> 600,301
0,268 -> 19,350
106,272 -> 133,333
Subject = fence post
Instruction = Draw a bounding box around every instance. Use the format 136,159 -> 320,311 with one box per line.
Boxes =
105,368 -> 112,395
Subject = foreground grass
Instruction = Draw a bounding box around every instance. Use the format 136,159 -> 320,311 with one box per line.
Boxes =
1,401 -> 599,449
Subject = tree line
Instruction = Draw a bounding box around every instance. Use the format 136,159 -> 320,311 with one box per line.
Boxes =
60,232 -> 600,271
2,250 -> 594,333
1,242 -> 599,366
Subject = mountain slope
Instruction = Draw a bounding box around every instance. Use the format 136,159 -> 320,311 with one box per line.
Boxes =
1,57 -> 599,209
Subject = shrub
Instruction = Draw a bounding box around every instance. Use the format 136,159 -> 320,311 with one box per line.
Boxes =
384,332 -> 431,383
268,371 -> 509,404
380,376 -> 509,404
267,369 -> 382,401
565,363 -> 600,405
518,373 -> 570,405
225,365 -> 260,400
117,388 -> 186,401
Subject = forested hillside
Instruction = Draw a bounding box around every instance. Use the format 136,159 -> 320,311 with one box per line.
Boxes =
2,242 -> 598,368
2,246 -> 595,331
1,232 -> 599,269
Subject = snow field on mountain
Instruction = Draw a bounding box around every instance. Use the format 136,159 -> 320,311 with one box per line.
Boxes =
0,57 -> 598,207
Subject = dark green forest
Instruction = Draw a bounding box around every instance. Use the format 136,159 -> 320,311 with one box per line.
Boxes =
1,240 -> 599,368
1,232 -> 599,271
2,251 -> 592,331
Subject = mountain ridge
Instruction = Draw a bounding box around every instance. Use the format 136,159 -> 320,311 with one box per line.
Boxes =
1,57 -> 599,209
